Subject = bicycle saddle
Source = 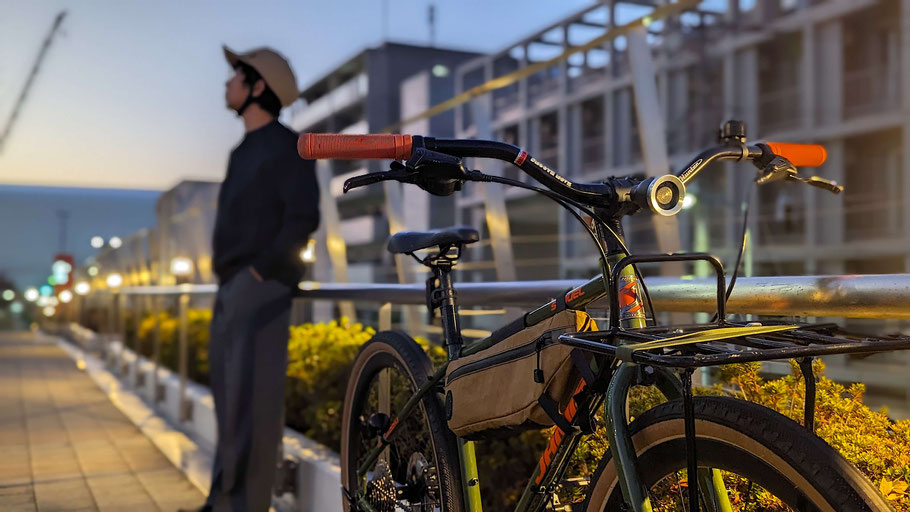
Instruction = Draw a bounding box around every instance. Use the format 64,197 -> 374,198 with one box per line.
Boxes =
387,226 -> 479,254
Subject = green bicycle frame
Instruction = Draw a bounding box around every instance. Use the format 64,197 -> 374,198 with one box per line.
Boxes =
352,250 -> 731,512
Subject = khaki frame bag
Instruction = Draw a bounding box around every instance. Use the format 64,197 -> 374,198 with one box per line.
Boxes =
444,310 -> 598,439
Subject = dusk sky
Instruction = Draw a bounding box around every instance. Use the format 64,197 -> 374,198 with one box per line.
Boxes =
0,0 -> 597,191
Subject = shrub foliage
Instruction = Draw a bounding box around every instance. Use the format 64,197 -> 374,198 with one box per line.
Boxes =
130,312 -> 910,510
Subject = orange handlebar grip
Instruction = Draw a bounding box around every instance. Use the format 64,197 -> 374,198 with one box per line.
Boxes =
298,133 -> 413,161
765,142 -> 827,168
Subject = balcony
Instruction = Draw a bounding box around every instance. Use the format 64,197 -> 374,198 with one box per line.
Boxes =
527,69 -> 561,107
758,85 -> 801,135
581,136 -> 605,172
537,147 -> 559,171
290,73 -> 368,132
843,66 -> 900,120
844,195 -> 902,242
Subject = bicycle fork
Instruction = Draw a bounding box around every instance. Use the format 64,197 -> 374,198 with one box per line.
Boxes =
604,362 -> 732,512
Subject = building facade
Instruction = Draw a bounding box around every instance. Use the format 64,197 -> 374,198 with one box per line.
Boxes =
449,0 -> 910,415
289,42 -> 478,284
452,0 -> 908,283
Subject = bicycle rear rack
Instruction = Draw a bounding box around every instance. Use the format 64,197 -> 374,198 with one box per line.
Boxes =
559,322 -> 910,368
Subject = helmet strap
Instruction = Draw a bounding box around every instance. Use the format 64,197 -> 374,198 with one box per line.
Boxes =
234,88 -> 257,116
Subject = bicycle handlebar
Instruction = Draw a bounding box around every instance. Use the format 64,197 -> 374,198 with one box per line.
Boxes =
764,142 -> 827,168
298,133 -> 413,161
296,132 -> 831,212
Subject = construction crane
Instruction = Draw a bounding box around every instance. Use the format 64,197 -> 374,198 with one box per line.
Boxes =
0,10 -> 67,154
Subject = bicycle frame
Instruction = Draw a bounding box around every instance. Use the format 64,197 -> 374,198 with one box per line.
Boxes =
336,126 -> 831,512
351,227 -> 733,512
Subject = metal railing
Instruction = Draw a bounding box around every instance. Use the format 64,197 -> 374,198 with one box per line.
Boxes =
80,273 -> 910,428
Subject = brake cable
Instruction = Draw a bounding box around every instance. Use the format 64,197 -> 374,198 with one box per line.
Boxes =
711,182 -> 753,323
469,171 -> 657,325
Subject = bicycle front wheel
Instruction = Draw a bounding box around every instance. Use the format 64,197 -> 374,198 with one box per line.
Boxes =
583,396 -> 890,512
341,331 -> 464,512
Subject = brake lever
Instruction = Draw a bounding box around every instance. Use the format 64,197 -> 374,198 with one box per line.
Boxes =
342,165 -> 415,193
755,155 -> 843,194
788,175 -> 844,194
755,156 -> 796,185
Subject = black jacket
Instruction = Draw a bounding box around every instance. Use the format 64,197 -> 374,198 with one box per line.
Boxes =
212,120 -> 320,287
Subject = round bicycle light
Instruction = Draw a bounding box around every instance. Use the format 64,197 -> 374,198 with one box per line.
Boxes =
646,174 -> 686,216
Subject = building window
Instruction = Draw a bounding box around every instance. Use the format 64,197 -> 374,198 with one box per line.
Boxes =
538,111 -> 559,169
580,97 -> 605,172
843,2 -> 901,119
758,33 -> 802,135
844,129 -> 903,241
757,181 -> 806,246
499,125 -> 522,182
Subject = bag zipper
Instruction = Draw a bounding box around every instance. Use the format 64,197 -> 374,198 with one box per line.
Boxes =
447,333 -> 557,384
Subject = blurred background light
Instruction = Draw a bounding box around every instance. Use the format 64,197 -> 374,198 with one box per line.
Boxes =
74,281 -> 91,295
24,288 -> 39,302
170,256 -> 194,277
106,273 -> 123,288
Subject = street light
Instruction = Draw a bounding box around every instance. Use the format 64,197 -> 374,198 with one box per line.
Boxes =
682,193 -> 697,210
87,265 -> 99,277
42,306 -> 56,317
52,260 -> 72,286
37,296 -> 59,307
109,236 -> 123,249
106,273 -> 123,289
1,289 -> 14,301
90,236 -> 104,248
299,239 -> 316,264
170,256 -> 194,278
24,288 -> 39,302
10,302 -> 23,314
59,290 -> 73,304
74,281 -> 91,296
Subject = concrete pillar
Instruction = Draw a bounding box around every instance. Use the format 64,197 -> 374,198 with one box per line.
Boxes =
627,28 -> 683,261
722,52 -> 737,254
902,0 -> 910,271
558,26 -> 571,278
816,20 -> 843,125
815,139 -> 845,247
473,95 -> 518,283
313,161 -> 355,322
801,22 -> 815,130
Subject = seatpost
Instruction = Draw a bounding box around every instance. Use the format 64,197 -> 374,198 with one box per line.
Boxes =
431,259 -> 464,359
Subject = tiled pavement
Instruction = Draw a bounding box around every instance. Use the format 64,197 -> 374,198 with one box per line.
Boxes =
0,331 -> 204,512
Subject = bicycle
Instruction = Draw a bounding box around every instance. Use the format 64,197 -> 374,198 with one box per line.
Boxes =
298,120 -> 907,512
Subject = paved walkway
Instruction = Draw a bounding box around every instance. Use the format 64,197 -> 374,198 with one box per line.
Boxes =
0,331 -> 204,512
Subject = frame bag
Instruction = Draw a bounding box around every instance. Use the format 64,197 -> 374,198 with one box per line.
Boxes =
444,309 -> 598,439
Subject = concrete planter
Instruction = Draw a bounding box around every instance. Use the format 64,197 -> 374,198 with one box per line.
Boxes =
54,334 -> 342,512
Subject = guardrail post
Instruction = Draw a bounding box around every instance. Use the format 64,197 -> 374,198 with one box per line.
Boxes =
178,292 -> 192,422
152,295 -> 163,403
135,295 -> 149,388
119,293 -> 129,378
378,302 -> 392,461
378,302 -> 392,332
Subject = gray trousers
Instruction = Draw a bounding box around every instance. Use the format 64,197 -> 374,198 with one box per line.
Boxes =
205,270 -> 291,512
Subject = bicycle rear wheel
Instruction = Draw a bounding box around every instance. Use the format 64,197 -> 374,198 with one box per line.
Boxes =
341,331 -> 464,512
583,396 -> 890,512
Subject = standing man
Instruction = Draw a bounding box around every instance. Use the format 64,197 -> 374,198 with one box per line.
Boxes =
184,46 -> 319,512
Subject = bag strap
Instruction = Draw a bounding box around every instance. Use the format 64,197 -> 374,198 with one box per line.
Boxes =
537,393 -> 573,433
570,348 -> 596,387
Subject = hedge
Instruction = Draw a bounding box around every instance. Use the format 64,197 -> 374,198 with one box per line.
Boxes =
127,311 -> 910,511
